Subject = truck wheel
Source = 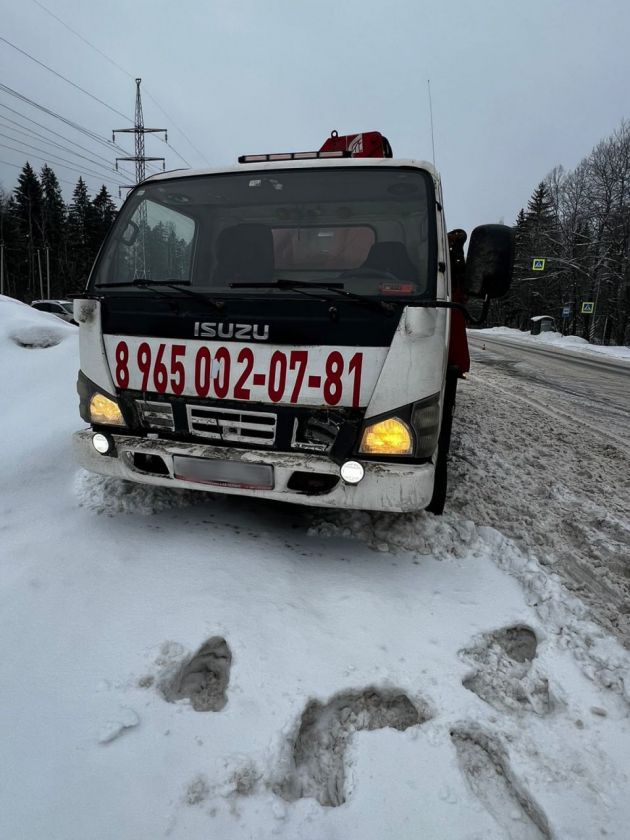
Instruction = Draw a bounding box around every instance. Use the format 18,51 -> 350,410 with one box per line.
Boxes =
425,370 -> 458,516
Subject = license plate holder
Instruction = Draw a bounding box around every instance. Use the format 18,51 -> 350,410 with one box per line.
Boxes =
173,456 -> 274,490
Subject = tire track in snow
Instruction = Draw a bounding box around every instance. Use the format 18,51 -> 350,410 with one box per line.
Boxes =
481,375 -> 630,459
450,362 -> 630,647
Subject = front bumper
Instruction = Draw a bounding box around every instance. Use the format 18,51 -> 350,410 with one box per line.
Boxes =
73,430 -> 436,513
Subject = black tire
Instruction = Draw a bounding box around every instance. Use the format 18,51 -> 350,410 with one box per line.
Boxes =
425,370 -> 458,515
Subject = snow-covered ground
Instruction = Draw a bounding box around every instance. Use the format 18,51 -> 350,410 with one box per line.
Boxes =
475,326 -> 630,363
1,295 -> 630,839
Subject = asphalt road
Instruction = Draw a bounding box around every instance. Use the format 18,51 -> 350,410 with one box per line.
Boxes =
449,331 -> 630,645
467,331 -> 630,454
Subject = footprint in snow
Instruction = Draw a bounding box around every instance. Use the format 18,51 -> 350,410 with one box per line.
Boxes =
460,624 -> 553,716
451,726 -> 551,840
275,687 -> 430,807
160,636 -> 232,712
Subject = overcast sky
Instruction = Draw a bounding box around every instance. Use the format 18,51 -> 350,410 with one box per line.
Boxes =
1,0 -> 629,234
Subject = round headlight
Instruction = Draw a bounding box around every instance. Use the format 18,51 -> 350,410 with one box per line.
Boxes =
340,460 -> 364,485
92,433 -> 111,454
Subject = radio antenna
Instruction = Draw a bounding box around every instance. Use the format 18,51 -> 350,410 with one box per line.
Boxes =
427,78 -> 436,168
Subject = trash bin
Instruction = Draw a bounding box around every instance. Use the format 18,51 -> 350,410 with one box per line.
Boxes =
530,315 -> 555,335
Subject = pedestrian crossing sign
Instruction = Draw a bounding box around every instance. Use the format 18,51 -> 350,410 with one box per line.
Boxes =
581,301 -> 595,314
532,258 -> 545,271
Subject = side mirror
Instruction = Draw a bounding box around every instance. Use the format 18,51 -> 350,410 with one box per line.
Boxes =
465,224 -> 514,299
120,219 -> 140,246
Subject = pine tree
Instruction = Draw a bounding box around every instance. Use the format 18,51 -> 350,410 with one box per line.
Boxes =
12,163 -> 44,298
90,185 -> 117,253
66,177 -> 95,289
40,165 -> 66,298
525,181 -> 556,240
0,189 -> 18,297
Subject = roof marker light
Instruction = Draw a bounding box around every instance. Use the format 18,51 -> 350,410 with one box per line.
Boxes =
238,150 -> 350,163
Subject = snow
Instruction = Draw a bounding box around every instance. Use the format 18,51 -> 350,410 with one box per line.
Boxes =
1,294 -> 630,839
475,325 -> 630,362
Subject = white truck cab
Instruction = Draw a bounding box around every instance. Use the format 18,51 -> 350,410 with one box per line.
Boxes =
73,134 -> 513,513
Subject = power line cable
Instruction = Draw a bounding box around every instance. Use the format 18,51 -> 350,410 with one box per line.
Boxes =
0,138 -> 128,185
0,83 -> 128,154
0,85 -> 162,177
27,0 -> 202,167
0,131 -> 128,185
0,157 -> 122,195
29,0 -> 132,79
0,102 -> 134,172
0,120 -> 133,180
0,155 -> 125,195
141,91 -> 200,167
0,35 -> 131,121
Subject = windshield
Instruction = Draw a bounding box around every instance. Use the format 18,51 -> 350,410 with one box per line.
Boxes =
91,166 -> 436,300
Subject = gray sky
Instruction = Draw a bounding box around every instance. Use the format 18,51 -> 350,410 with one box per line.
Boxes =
1,0 -> 629,234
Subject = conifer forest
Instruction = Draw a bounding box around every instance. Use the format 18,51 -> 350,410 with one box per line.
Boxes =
0,162 -> 117,302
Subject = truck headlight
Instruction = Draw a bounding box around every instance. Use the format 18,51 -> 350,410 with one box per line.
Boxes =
359,417 -> 413,456
89,393 -> 125,426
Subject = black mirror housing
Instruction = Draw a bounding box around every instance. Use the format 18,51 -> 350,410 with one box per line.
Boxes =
120,220 -> 140,246
464,224 -> 515,299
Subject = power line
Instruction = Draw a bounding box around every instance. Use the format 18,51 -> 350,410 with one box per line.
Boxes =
0,120 -> 131,181
0,35 -> 131,122
142,90 -> 201,167
0,157 -> 122,195
0,83 -> 128,154
28,0 -> 202,167
29,0 -> 132,80
0,84 -> 163,177
0,138 -> 128,185
0,102 -> 134,173
0,130 -> 128,184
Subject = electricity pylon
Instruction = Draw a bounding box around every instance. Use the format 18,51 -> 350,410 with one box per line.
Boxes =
113,78 -> 166,194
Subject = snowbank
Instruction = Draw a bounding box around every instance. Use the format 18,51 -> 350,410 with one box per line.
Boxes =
0,294 -> 76,348
474,325 -> 630,362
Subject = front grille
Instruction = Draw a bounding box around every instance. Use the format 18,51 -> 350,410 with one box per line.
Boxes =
136,399 -> 175,431
186,404 -> 277,446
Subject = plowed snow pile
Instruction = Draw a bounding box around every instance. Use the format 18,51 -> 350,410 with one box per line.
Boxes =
476,325 -> 630,362
1,295 -> 629,840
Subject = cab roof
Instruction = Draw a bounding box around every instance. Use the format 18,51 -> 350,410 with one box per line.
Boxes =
144,157 -> 441,190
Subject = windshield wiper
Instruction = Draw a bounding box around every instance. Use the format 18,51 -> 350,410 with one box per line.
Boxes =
94,278 -> 224,310
230,278 -> 400,314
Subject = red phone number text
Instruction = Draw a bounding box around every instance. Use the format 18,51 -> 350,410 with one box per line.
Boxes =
113,340 -> 364,407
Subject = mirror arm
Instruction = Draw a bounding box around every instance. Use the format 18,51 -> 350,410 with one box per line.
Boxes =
411,298 -> 490,325
465,295 -> 490,326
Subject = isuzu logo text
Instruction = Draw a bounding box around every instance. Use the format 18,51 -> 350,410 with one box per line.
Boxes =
193,321 -> 270,341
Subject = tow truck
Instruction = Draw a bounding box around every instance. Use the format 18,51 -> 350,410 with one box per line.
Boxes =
72,131 -> 513,513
